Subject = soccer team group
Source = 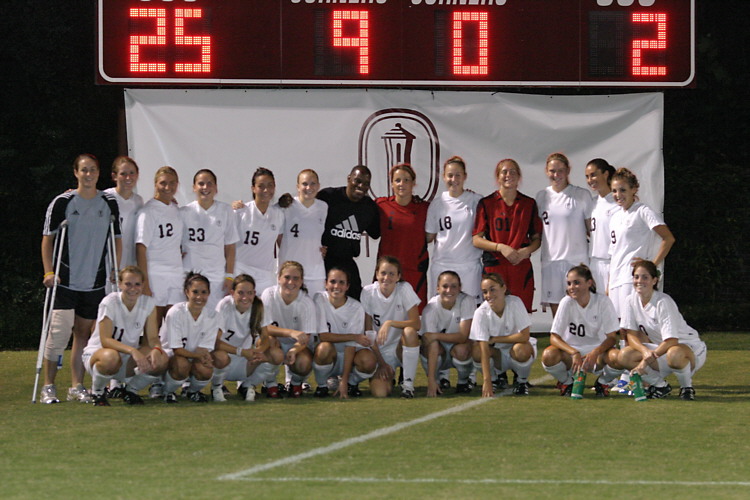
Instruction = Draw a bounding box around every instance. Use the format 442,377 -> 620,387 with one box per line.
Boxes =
38,152 -> 706,405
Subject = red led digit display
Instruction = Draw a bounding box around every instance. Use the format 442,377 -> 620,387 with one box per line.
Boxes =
98,0 -> 695,87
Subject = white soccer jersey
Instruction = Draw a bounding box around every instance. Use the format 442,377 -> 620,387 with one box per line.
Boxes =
84,292 -> 156,353
215,294 -> 271,350
469,295 -> 530,343
159,301 -> 221,352
234,201 -> 284,291
589,192 -> 618,260
180,200 -> 239,281
535,184 -> 592,264
608,201 -> 665,288
425,190 -> 483,266
314,291 -> 365,354
260,285 -> 318,349
105,188 -> 144,268
278,198 -> 328,282
135,198 -> 184,276
550,293 -> 619,352
620,290 -> 701,345
421,292 -> 475,336
360,281 -> 421,348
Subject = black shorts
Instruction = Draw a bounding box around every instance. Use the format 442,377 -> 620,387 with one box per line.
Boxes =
53,287 -> 106,320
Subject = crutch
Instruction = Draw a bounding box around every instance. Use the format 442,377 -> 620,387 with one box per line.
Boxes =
32,220 -> 67,403
107,215 -> 119,294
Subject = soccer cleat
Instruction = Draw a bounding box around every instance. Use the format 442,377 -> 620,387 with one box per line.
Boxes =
646,383 -> 672,399
455,383 -> 473,394
40,384 -> 60,404
492,373 -> 509,391
559,383 -> 572,397
122,390 -> 145,405
594,380 -> 610,397
244,386 -> 256,402
439,378 -> 451,390
212,385 -> 227,402
348,384 -> 362,398
679,386 -> 696,401
466,379 -> 476,391
265,385 -> 281,399
313,386 -> 329,398
513,382 -> 530,396
163,392 -> 178,404
400,388 -> 415,399
302,382 -> 312,393
149,383 -> 164,399
221,384 -> 231,397
107,386 -> 126,399
67,385 -> 93,403
187,391 -> 208,403
92,393 -> 110,406
326,376 -> 341,392
290,385 -> 303,398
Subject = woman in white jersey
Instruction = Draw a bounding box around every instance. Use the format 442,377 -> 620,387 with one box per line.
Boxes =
210,274 -> 283,402
361,256 -> 421,398
234,167 -> 284,295
542,264 -> 623,397
83,266 -> 168,406
261,261 -> 318,398
105,156 -> 144,269
535,153 -> 593,316
420,271 -> 475,397
425,156 -> 484,304
618,260 -> 706,401
608,168 -> 675,317
135,166 -> 184,326
312,267 -> 375,399
470,273 -> 535,397
584,158 -> 617,294
278,169 -> 328,295
181,169 -> 239,310
159,272 -> 221,403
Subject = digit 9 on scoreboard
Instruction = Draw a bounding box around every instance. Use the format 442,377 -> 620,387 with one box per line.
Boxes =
97,0 -> 694,87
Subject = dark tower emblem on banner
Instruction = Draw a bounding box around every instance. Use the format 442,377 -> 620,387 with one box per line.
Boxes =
358,109 -> 440,202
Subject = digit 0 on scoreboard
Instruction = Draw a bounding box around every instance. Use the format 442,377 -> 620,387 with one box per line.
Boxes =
97,0 -> 694,87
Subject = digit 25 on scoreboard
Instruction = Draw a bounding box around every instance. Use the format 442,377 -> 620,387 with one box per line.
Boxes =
97,0 -> 695,87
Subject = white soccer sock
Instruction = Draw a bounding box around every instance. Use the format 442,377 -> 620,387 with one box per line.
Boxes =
543,361 -> 571,385
453,357 -> 473,384
350,367 -> 375,385
640,365 -> 666,387
164,372 -> 186,394
211,367 -> 227,388
245,362 -> 274,388
510,357 -> 534,383
401,346 -> 420,391
312,362 -> 334,386
188,376 -> 210,393
672,365 -> 692,388
598,365 -> 624,385
90,365 -> 111,395
126,372 -> 160,393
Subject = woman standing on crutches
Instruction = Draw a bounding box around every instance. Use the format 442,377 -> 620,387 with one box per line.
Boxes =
39,153 -> 121,404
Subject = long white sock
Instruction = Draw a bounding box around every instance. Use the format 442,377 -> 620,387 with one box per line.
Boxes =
127,371 -> 160,393
510,357 -> 534,382
312,362 -> 334,386
90,365 -> 111,395
188,376 -> 210,393
401,346 -> 419,391
598,365 -> 624,385
543,361 -> 571,385
164,372 -> 185,394
245,362 -> 274,387
453,357 -> 473,385
640,365 -> 666,387
672,365 -> 692,388
212,367 -> 227,388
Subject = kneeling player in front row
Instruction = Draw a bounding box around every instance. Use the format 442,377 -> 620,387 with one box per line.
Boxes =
83,266 -> 168,406
470,273 -> 536,397
542,265 -> 623,397
420,271 -> 475,397
210,274 -> 283,402
261,261 -> 318,398
312,267 -> 376,398
617,260 -> 707,401
159,272 -> 220,403
361,256 -> 421,398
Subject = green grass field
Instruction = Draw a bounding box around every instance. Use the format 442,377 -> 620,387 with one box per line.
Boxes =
1,333 -> 748,499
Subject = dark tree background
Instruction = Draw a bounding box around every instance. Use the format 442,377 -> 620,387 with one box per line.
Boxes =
1,1 -> 747,348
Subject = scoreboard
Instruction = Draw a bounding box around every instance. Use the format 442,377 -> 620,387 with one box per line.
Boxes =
97,0 -> 695,87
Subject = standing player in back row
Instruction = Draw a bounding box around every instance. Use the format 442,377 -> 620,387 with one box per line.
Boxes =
40,153 -> 121,403
535,153 -> 592,316
317,165 -> 380,300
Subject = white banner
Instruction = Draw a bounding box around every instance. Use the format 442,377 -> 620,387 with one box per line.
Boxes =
125,88 -> 664,331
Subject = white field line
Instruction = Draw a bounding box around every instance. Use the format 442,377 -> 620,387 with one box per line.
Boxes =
218,375 -> 552,481
226,477 -> 750,487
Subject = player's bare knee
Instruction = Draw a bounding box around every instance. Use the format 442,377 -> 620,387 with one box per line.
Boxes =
355,351 -> 377,373
511,342 -> 533,362
451,343 -> 470,361
212,350 -> 230,369
191,362 -> 214,381
542,345 -> 562,366
268,347 -> 284,365
402,327 -> 419,347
